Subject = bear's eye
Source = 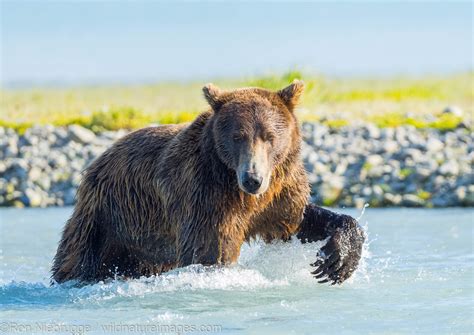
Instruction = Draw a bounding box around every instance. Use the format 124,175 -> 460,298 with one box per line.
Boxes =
262,133 -> 275,143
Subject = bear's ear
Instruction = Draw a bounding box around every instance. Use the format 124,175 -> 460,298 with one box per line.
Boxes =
203,83 -> 223,111
278,80 -> 305,110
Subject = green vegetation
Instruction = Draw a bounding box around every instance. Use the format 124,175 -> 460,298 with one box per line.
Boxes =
371,111 -> 464,130
1,71 -> 472,132
323,119 -> 350,128
399,168 -> 415,179
417,190 -> 432,201
322,198 -> 337,207
362,162 -> 373,171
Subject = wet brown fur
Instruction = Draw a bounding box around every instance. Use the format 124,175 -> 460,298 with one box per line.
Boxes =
52,82 -> 310,283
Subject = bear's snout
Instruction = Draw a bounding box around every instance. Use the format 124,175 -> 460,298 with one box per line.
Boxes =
235,138 -> 271,195
241,172 -> 263,194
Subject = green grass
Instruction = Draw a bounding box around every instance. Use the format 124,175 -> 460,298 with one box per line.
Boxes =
1,71 -> 472,132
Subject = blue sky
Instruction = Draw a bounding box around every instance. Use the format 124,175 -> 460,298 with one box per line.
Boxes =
1,1 -> 472,86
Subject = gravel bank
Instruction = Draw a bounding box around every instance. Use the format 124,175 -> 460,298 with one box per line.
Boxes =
0,124 -> 472,208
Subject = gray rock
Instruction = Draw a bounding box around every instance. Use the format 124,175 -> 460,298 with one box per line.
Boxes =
367,165 -> 384,178
362,186 -> 372,197
63,188 -> 76,206
381,128 -> 395,140
432,195 -> 456,207
28,166 -> 42,182
384,193 -> 402,205
439,161 -> 459,176
7,160 -> 28,179
313,161 -> 328,174
432,175 -> 445,188
401,194 -> 425,207
443,105 -> 463,117
372,185 -> 384,199
403,148 -> 423,159
383,141 -> 399,154
366,155 -> 384,167
465,185 -> 474,206
5,138 -> 19,157
21,188 -> 43,207
0,161 -> 6,174
426,138 -> 444,152
365,124 -> 381,139
68,125 -> 96,144
455,186 -> 466,202
36,177 -> 51,191
353,197 -> 367,209
349,184 -> 362,194
318,176 -> 344,205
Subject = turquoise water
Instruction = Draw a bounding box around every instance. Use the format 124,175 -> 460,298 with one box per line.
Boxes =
0,207 -> 473,334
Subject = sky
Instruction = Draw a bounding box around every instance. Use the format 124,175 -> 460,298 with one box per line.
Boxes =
1,1 -> 472,87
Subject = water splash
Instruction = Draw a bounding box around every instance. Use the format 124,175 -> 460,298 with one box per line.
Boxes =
0,238 -> 337,307
1,226 -> 371,307
348,204 -> 372,285
356,203 -> 370,221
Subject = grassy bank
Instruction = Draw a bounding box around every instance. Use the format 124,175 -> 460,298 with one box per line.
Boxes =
1,71 -> 472,133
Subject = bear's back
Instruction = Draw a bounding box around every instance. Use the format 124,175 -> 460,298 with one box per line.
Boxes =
78,123 -> 189,215
73,123 -> 189,239
86,124 -> 187,181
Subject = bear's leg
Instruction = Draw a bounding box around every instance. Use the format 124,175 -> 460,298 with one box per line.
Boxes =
218,233 -> 245,264
296,204 -> 365,284
52,214 -> 109,283
126,239 -> 179,277
249,176 -> 309,243
52,207 -> 144,283
177,217 -> 246,267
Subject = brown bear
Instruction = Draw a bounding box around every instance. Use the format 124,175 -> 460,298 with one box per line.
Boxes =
52,81 -> 364,285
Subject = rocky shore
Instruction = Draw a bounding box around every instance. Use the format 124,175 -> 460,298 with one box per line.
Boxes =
0,124 -> 472,208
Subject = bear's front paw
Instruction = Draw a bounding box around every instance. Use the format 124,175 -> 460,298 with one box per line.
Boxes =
310,216 -> 365,285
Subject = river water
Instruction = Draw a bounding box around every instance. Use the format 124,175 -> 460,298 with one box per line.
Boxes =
0,207 -> 473,334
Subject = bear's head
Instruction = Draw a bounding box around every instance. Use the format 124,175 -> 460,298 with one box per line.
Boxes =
203,80 -> 304,195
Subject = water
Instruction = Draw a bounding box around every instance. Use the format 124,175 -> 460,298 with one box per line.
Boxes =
1,207 -> 473,334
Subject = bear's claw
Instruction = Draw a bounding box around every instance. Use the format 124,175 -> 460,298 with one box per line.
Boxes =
311,217 -> 365,285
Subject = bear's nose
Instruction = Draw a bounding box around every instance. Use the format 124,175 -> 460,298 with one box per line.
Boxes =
242,172 -> 263,194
